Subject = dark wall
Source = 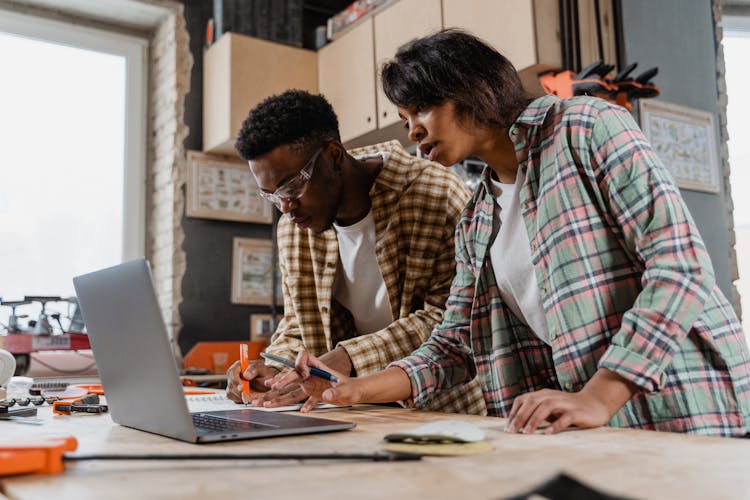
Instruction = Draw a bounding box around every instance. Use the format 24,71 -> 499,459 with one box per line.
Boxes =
178,0 -> 274,354
180,1 -> 211,154
217,0 -> 302,46
620,0 -> 733,299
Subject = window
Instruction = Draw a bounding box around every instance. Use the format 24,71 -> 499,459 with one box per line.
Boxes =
724,16 -> 750,346
0,10 -> 147,332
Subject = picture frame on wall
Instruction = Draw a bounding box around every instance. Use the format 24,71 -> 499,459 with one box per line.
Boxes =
639,99 -> 721,194
230,237 -> 283,305
186,150 -> 273,224
249,313 -> 280,342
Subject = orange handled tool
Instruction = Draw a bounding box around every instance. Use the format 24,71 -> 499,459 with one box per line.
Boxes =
0,436 -> 78,476
240,344 -> 251,404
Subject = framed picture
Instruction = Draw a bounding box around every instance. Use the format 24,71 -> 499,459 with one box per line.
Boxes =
639,99 -> 721,194
249,313 -> 280,342
186,150 -> 273,223
231,237 -> 283,305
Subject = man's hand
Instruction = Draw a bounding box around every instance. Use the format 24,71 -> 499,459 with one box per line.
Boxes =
225,359 -> 279,404
318,346 -> 354,377
506,368 -> 638,434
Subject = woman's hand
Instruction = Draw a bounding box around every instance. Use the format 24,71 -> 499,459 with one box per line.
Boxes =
506,368 -> 638,434
270,351 -> 365,412
506,389 -> 612,434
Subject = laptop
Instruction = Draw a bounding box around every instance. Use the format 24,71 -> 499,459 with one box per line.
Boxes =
73,258 -> 355,443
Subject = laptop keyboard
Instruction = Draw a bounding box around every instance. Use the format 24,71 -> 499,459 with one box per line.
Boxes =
192,413 -> 274,432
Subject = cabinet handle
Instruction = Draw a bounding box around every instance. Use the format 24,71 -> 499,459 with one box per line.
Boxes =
367,116 -> 372,123
383,111 -> 387,118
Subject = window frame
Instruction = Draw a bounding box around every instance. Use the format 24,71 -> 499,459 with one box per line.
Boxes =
724,15 -> 750,33
0,8 -> 148,260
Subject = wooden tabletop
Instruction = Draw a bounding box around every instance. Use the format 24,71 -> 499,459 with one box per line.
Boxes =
3,404 -> 750,499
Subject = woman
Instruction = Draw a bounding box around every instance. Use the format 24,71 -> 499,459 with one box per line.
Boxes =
272,30 -> 750,437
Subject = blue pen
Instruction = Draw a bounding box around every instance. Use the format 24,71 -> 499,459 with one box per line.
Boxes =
260,352 -> 340,383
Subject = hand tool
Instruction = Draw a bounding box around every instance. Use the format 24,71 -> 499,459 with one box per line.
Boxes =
52,400 -> 108,415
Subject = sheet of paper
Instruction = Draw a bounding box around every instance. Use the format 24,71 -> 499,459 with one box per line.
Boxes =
185,393 -> 341,413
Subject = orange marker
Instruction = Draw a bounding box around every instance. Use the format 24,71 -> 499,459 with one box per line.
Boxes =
240,344 -> 251,404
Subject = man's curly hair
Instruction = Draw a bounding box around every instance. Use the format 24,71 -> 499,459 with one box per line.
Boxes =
234,89 -> 341,160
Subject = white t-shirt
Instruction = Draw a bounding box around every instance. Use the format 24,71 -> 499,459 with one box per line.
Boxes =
488,172 -> 550,344
332,158 -> 393,335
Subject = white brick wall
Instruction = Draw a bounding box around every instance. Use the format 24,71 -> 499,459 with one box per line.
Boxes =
713,0 -> 742,319
148,6 -> 192,359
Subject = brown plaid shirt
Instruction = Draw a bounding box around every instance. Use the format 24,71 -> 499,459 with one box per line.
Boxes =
265,140 -> 486,415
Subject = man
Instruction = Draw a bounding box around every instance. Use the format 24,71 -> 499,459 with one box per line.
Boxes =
226,90 -> 485,414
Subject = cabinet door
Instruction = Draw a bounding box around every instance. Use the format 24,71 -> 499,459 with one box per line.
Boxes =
204,33 -> 318,155
318,19 -> 377,143
442,0 -> 538,70
374,0 -> 442,128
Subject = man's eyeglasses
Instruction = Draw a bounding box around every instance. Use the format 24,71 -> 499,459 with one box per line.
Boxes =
258,145 -> 326,208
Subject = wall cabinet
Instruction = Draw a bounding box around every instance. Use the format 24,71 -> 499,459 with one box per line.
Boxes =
203,1 -> 567,153
203,33 -> 318,155
373,0 -> 443,128
442,0 -> 562,73
317,19 -> 377,144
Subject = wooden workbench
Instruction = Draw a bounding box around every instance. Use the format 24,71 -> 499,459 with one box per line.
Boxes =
2,405 -> 750,499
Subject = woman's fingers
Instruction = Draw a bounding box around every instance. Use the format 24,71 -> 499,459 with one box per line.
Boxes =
507,389 -> 611,434
506,395 -> 541,433
522,399 -> 565,434
268,351 -> 322,390
302,378 -> 362,407
507,390 -> 575,433
304,352 -> 347,381
545,413 -> 575,434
